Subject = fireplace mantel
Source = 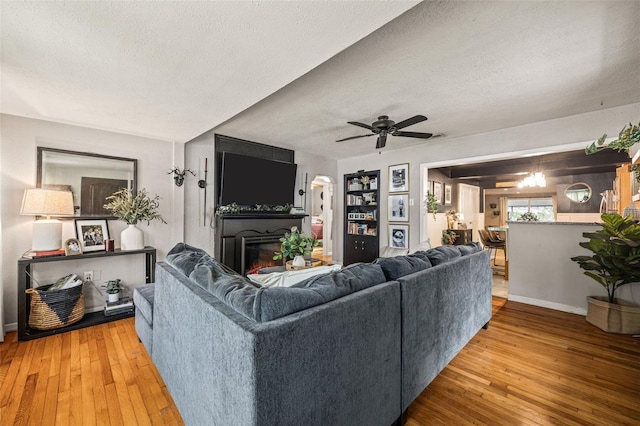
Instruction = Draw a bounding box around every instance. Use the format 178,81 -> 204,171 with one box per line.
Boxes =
215,214 -> 307,274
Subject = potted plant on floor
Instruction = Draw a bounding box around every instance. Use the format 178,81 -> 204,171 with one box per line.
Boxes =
571,213 -> 640,333
104,188 -> 167,251
273,226 -> 319,268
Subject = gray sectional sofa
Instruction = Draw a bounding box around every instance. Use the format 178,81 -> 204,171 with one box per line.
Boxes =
142,242 -> 492,426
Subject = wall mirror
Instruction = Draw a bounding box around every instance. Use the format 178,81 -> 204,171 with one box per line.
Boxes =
37,147 -> 137,218
565,182 -> 592,203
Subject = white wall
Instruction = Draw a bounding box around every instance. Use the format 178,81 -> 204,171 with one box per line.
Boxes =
508,222 -> 640,314
183,132 -> 338,256
336,103 -> 640,263
1,114 -> 182,331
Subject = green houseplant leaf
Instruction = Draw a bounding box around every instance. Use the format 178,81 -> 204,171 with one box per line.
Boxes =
273,226 -> 320,261
571,213 -> 640,303
104,188 -> 167,226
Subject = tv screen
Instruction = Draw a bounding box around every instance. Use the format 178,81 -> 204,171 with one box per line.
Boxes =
219,152 -> 297,206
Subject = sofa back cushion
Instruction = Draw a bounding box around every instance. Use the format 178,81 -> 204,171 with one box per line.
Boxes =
422,245 -> 462,266
176,243 -> 388,323
373,255 -> 431,281
457,242 -> 483,256
166,243 -> 211,277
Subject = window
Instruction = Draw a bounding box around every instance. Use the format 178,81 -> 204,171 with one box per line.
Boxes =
507,198 -> 554,221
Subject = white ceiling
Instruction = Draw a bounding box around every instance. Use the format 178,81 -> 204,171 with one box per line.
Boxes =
2,1 -> 640,160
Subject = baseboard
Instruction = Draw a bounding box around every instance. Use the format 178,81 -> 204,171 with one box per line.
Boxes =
507,295 -> 587,316
5,322 -> 18,332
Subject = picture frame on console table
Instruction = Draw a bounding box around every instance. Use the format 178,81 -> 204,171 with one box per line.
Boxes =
389,163 -> 409,193
75,219 -> 109,252
389,224 -> 409,249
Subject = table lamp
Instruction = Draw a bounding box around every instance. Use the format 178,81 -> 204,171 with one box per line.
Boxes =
20,188 -> 75,251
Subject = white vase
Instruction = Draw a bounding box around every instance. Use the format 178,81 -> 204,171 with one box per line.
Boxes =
121,224 -> 144,251
292,255 -> 306,268
107,292 -> 120,303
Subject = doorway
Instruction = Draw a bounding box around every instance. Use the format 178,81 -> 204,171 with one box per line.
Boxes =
310,176 -> 334,258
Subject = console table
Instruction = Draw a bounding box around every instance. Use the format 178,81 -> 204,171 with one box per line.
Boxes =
17,246 -> 156,341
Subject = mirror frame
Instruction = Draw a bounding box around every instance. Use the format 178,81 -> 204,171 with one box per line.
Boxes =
37,147 -> 138,219
565,182 -> 592,204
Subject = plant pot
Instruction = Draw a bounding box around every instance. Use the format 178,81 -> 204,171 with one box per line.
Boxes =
121,224 -> 144,251
107,292 -> 120,303
586,296 -> 640,334
292,255 -> 306,268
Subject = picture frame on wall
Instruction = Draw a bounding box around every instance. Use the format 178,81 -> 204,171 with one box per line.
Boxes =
388,193 -> 409,222
75,219 -> 109,252
433,181 -> 443,204
444,184 -> 452,205
389,224 -> 409,249
389,163 -> 409,193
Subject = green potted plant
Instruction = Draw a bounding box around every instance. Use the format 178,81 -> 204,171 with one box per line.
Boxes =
570,213 -> 640,333
103,188 -> 166,251
102,279 -> 123,303
273,226 -> 319,268
585,121 -> 640,155
424,191 -> 438,221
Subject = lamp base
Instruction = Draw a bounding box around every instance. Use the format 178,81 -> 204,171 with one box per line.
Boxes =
32,219 -> 62,251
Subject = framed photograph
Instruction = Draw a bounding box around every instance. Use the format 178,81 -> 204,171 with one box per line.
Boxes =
389,224 -> 409,249
388,194 -> 409,222
75,219 -> 109,252
433,181 -> 443,204
64,238 -> 83,256
444,184 -> 452,205
389,163 -> 409,193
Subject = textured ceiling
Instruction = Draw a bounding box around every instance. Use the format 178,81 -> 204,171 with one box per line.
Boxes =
0,1 -> 418,141
2,1 -> 639,160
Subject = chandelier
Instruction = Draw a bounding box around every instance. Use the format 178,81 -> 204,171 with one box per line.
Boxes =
518,172 -> 546,188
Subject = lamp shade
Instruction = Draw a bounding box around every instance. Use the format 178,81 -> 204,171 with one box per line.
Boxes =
20,189 -> 75,217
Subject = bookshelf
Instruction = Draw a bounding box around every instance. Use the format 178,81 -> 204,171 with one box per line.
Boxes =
343,169 -> 380,265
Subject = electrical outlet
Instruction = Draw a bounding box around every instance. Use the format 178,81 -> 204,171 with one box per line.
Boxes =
84,271 -> 93,282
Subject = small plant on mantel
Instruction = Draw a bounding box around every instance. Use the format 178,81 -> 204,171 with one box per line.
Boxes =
273,226 -> 319,265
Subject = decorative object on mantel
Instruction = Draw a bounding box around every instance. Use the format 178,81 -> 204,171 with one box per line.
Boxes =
103,188 -> 166,251
167,167 -> 195,187
571,213 -> 640,334
215,203 -> 293,217
585,121 -> 640,155
273,226 -> 319,268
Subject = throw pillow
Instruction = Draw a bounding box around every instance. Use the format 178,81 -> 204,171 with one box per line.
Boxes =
409,238 -> 432,254
247,264 -> 342,288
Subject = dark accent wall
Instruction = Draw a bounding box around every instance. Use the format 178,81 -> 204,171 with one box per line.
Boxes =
556,171 -> 615,213
214,134 -> 295,207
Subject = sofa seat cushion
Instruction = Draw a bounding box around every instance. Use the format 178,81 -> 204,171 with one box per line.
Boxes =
188,254 -> 387,323
166,243 -> 210,277
247,264 -> 342,288
133,284 -> 155,325
374,255 -> 431,280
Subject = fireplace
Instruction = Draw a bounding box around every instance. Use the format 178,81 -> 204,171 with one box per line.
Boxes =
215,214 -> 305,274
241,235 -> 283,275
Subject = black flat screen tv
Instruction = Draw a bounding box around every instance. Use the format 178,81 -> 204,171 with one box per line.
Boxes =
218,152 -> 297,206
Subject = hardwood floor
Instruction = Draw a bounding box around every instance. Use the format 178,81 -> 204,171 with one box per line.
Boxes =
1,300 -> 639,425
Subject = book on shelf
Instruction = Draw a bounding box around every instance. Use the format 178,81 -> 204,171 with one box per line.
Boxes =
104,297 -> 134,316
22,249 -> 66,259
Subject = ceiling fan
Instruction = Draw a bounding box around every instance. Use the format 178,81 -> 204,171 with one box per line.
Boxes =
336,115 -> 433,149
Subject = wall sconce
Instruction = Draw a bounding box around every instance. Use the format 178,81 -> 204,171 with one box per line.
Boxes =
21,189 -> 75,251
168,167 -> 196,187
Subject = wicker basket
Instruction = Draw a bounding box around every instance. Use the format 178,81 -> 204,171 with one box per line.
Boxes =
586,296 -> 640,334
26,283 -> 85,330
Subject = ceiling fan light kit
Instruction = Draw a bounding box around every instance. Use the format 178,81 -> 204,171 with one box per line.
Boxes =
336,114 -> 434,149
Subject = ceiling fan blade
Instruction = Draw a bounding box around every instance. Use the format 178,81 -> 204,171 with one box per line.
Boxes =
392,131 -> 433,139
376,133 -> 388,149
336,134 -> 375,142
393,115 -> 427,130
348,121 -> 376,131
